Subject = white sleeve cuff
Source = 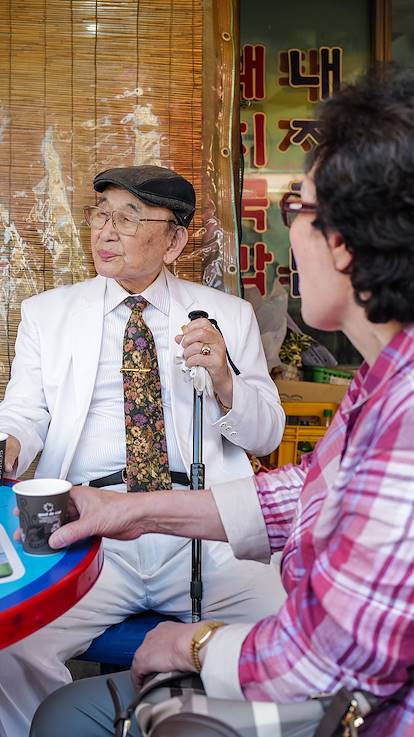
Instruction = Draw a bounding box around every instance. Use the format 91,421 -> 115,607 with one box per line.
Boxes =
211,476 -> 271,563
201,623 -> 253,700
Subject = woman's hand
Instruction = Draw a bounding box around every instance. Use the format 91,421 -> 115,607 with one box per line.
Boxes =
47,486 -> 146,548
131,621 -> 202,691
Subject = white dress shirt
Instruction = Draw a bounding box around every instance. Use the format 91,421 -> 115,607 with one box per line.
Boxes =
67,270 -> 187,485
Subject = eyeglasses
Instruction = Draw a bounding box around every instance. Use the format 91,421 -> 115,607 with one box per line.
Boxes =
83,206 -> 177,236
279,192 -> 318,228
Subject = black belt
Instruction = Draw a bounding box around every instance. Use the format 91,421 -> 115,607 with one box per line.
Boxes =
89,469 -> 190,488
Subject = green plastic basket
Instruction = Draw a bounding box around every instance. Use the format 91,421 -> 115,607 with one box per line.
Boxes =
303,366 -> 353,385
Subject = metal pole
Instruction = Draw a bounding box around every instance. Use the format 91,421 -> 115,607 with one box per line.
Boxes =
188,309 -> 208,622
190,387 -> 204,621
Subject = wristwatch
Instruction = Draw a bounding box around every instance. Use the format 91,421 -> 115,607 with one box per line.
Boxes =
191,620 -> 226,672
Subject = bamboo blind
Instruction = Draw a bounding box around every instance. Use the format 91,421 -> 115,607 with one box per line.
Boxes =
0,0 -> 209,398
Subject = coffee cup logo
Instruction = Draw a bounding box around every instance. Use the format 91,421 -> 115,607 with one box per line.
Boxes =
38,502 -> 61,528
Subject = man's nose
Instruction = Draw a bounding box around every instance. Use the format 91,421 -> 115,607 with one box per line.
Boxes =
98,214 -> 119,240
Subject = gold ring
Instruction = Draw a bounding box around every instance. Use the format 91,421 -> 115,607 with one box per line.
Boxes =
201,343 -> 211,356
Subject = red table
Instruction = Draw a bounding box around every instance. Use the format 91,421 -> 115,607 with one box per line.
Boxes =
0,482 -> 103,648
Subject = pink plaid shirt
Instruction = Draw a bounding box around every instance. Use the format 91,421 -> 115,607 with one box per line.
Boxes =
239,326 -> 414,736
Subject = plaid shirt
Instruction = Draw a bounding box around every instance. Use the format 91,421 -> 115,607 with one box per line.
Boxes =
238,326 -> 414,736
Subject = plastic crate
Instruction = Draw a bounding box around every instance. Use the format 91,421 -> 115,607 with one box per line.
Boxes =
270,401 -> 338,467
303,366 -> 353,385
303,366 -> 353,384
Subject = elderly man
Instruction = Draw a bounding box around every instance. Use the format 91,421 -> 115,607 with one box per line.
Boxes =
0,165 -> 285,737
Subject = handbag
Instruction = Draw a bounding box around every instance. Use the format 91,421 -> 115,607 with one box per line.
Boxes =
107,670 -> 377,737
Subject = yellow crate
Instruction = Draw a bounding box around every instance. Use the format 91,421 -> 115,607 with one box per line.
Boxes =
270,401 -> 338,467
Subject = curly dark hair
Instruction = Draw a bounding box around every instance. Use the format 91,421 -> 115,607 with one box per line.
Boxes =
306,65 -> 414,324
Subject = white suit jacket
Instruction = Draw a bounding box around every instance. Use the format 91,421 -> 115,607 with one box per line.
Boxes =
0,271 -> 284,487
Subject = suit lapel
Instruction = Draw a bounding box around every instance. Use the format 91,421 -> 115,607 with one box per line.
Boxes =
71,297 -> 105,416
60,276 -> 106,476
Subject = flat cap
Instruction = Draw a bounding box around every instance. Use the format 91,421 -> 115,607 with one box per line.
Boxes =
93,165 -> 195,227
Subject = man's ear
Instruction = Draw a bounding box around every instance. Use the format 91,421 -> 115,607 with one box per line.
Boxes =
163,226 -> 189,265
327,231 -> 353,274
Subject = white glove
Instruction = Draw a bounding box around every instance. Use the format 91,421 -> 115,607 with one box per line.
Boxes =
175,346 -> 214,397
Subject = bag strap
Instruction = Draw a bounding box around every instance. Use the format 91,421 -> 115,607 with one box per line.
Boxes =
107,677 -> 133,737
313,687 -> 362,737
107,671 -> 199,737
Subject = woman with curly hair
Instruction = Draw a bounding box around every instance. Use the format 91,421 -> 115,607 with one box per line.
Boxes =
31,65 -> 414,737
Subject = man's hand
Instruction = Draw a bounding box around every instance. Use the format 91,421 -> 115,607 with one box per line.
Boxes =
47,486 -> 146,549
176,318 -> 233,408
4,435 -> 21,475
131,621 -> 202,691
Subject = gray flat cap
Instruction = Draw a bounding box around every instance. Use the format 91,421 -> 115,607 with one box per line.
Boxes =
93,165 -> 196,227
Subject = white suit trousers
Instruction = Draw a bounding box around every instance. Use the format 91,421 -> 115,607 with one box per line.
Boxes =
0,533 -> 285,737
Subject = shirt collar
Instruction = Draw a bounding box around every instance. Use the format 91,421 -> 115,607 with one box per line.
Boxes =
345,324 -> 414,412
104,268 -> 170,316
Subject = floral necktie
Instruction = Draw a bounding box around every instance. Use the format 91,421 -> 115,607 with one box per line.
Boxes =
122,296 -> 171,492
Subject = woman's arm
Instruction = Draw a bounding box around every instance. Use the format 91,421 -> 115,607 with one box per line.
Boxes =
48,486 -> 227,548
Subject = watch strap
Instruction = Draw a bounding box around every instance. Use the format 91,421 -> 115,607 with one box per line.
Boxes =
191,620 -> 226,672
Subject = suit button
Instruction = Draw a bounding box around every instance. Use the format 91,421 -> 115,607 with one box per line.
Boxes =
220,422 -> 227,428
229,431 -> 238,437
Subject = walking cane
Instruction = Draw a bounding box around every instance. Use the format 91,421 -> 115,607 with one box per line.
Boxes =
188,309 -> 209,622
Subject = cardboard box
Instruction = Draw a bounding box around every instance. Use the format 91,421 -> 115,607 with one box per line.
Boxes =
275,379 -> 348,404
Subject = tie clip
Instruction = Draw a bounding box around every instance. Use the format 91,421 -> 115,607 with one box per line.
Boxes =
120,367 -> 151,373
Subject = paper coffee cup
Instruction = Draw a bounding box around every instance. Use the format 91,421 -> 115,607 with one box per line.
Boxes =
13,478 -> 72,555
0,433 -> 8,479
